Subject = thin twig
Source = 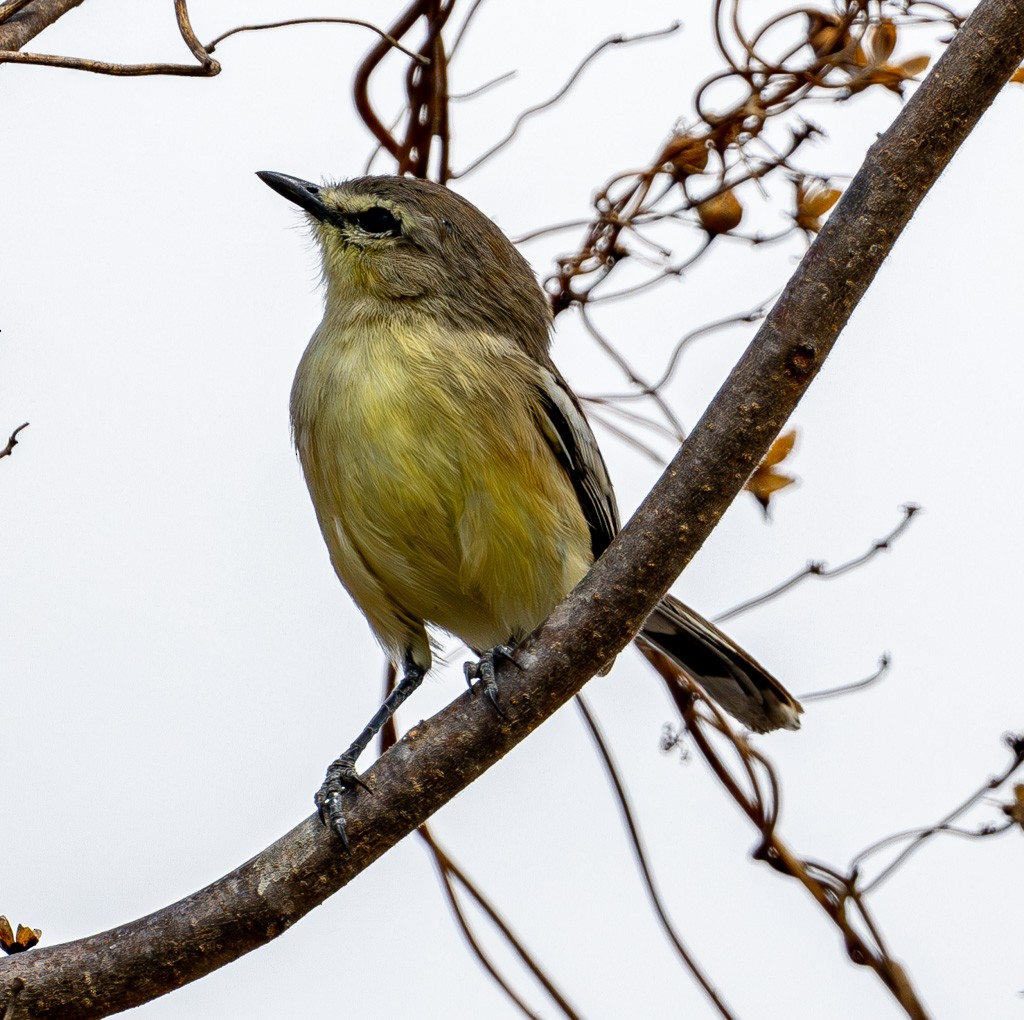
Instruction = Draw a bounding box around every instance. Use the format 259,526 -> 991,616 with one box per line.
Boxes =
172,0 -> 211,67
798,653 -> 891,702
584,397 -> 681,443
582,237 -> 712,306
585,409 -> 667,464
0,49 -> 217,74
583,299 -> 775,403
576,695 -> 737,1020
579,305 -> 685,440
0,423 -> 28,459
642,644 -> 929,1017
417,826 -> 582,1019
453,22 -> 682,178
447,0 -> 489,59
853,733 -> 1024,893
205,17 -> 429,62
419,841 -> 540,1020
352,2 -> 425,162
450,68 -> 516,100
514,218 -> 596,244
715,505 -> 922,623
378,668 -> 578,1019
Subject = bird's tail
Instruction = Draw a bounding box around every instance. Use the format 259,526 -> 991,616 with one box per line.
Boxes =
639,594 -> 802,733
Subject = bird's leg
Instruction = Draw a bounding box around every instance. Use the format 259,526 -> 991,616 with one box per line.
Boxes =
316,656 -> 426,849
463,644 -> 521,717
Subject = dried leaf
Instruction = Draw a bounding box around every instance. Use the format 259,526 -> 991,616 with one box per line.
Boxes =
795,178 -> 843,232
761,428 -> 797,467
864,20 -> 898,65
15,925 -> 41,951
806,11 -> 849,60
899,55 -> 931,78
848,56 -> 928,96
697,189 -> 743,235
746,429 -> 798,516
0,916 -> 41,955
660,133 -> 709,179
1002,784 -> 1024,828
1012,67 -> 1024,84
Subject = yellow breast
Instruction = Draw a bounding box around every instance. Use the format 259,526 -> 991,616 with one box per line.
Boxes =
291,306 -> 593,658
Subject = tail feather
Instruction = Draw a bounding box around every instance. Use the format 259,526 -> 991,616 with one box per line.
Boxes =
640,594 -> 802,733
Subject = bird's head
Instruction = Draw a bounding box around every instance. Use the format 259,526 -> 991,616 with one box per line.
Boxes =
257,172 -> 551,344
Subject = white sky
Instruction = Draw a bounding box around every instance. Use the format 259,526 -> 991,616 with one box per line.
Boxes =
3,2 -> 1023,1017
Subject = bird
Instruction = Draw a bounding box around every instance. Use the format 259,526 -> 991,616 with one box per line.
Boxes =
257,171 -> 802,845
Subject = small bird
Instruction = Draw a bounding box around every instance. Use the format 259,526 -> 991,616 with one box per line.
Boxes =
258,172 -> 801,844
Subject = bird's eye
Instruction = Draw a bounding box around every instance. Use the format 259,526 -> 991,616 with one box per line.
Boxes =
349,207 -> 401,237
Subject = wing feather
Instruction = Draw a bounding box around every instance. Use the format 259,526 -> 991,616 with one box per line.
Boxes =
534,368 -> 620,560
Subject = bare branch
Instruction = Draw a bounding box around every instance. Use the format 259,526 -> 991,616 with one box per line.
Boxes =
0,0 -> 219,76
0,49 -> 217,75
171,0 -> 208,67
715,504 -> 922,623
581,298 -> 775,403
579,305 -> 685,440
0,4 -> 425,78
352,1 -> 454,181
453,22 -> 683,179
379,671 -> 576,1018
0,423 -> 28,460
798,653 -> 891,703
418,826 -> 580,1019
645,642 -> 930,1018
205,17 -> 429,63
576,696 -> 736,1019
0,0 -> 83,51
450,68 -> 516,101
584,408 -> 668,464
421,849 -> 540,1019
853,733 -> 1024,893
447,0 -> 489,59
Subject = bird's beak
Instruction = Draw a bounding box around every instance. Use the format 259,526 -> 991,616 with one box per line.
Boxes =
256,171 -> 332,223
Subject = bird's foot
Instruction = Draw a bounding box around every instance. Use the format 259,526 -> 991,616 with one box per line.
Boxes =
314,661 -> 427,851
315,754 -> 371,851
464,644 -> 521,717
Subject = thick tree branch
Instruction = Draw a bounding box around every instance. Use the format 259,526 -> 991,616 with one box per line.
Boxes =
0,0 -> 82,51
2,0 -> 1022,1015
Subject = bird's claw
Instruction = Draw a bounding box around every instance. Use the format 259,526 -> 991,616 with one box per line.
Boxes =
464,644 -> 519,717
315,756 -> 371,851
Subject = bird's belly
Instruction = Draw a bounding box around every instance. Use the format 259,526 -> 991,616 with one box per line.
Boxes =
295,337 -> 593,652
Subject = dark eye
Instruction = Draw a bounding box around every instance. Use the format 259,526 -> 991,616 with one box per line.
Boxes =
350,207 -> 401,236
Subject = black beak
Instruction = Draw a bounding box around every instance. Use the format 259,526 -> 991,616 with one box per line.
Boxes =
257,171 -> 331,222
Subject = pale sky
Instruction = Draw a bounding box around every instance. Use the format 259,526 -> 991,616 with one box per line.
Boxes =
3,2 -> 1024,1017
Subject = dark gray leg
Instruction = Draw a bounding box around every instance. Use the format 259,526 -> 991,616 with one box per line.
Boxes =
316,656 -> 426,849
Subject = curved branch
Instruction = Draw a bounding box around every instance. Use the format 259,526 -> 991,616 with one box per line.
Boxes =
0,423 -> 28,460
204,17 -> 429,62
2,0 -> 1022,1014
0,0 -> 219,76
